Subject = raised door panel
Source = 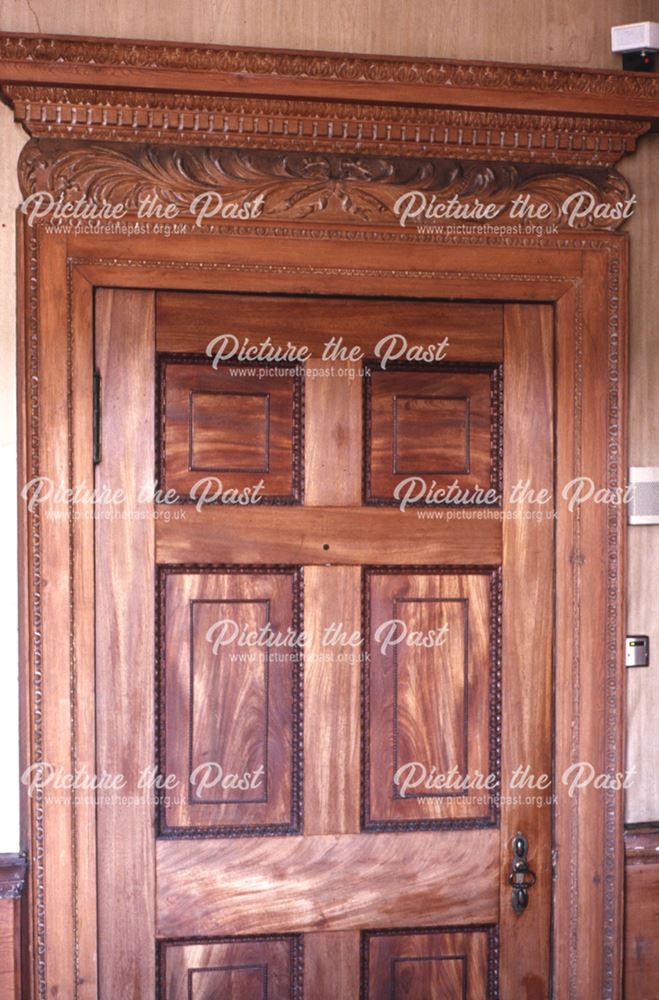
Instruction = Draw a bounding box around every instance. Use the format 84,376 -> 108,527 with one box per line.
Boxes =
160,568 -> 302,835
159,355 -> 303,502
362,926 -> 496,999
364,568 -> 500,829
160,936 -> 303,1000
365,363 -> 502,505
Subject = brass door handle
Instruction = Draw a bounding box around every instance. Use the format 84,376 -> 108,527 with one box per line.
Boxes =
508,832 -> 537,914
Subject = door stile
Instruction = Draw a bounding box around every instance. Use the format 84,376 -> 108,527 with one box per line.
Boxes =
69,265 -> 98,1000
94,289 -> 157,997
498,303 -> 554,997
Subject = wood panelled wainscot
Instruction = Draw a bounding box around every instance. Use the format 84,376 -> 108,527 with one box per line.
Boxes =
1,30 -> 658,1000
0,855 -> 26,1000
624,826 -> 659,1000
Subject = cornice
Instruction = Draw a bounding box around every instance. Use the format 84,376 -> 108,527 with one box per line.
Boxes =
17,139 -> 634,231
0,31 -> 658,115
0,33 -> 657,168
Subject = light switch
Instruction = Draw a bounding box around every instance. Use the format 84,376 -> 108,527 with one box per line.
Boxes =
626,635 -> 650,667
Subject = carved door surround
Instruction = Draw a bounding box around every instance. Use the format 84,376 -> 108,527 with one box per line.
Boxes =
1,31 -> 658,1000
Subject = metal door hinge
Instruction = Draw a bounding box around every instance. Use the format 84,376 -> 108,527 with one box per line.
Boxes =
93,370 -> 102,465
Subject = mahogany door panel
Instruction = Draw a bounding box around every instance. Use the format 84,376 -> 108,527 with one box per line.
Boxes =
156,293 -> 503,361
94,289 -> 554,999
156,829 -> 499,936
365,362 -> 502,504
159,355 -> 303,502
160,936 -> 303,1000
160,567 -> 302,835
156,506 -> 502,564
364,567 -> 499,828
362,926 -> 496,1000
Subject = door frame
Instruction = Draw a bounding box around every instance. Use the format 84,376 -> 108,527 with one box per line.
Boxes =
17,226 -> 626,999
2,30 -> 651,1000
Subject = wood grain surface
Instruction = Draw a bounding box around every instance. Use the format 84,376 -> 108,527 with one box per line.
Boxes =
364,568 -> 496,826
156,829 -> 499,937
303,566 -> 361,835
161,936 -> 300,1000
367,366 -> 497,502
161,568 -> 300,833
95,289 -> 157,997
304,360 -> 362,507
0,899 -> 19,1000
624,826 -> 659,1000
12,195 -> 630,995
363,926 -> 492,1000
157,294 -> 503,361
147,291 -> 550,994
157,506 -> 502,564
0,8 -> 650,993
498,303 -> 554,999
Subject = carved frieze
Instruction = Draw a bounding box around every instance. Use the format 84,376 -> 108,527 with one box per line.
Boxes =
17,139 -> 635,231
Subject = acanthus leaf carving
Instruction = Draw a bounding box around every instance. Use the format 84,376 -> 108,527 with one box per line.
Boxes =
17,139 -> 635,231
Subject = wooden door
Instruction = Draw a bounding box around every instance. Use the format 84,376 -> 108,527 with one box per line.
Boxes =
94,289 -> 553,999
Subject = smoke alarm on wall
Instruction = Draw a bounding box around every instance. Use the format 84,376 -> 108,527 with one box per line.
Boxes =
611,22 -> 659,71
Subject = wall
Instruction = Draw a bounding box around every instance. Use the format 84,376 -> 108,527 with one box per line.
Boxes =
623,135 -> 659,823
0,0 -> 656,849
